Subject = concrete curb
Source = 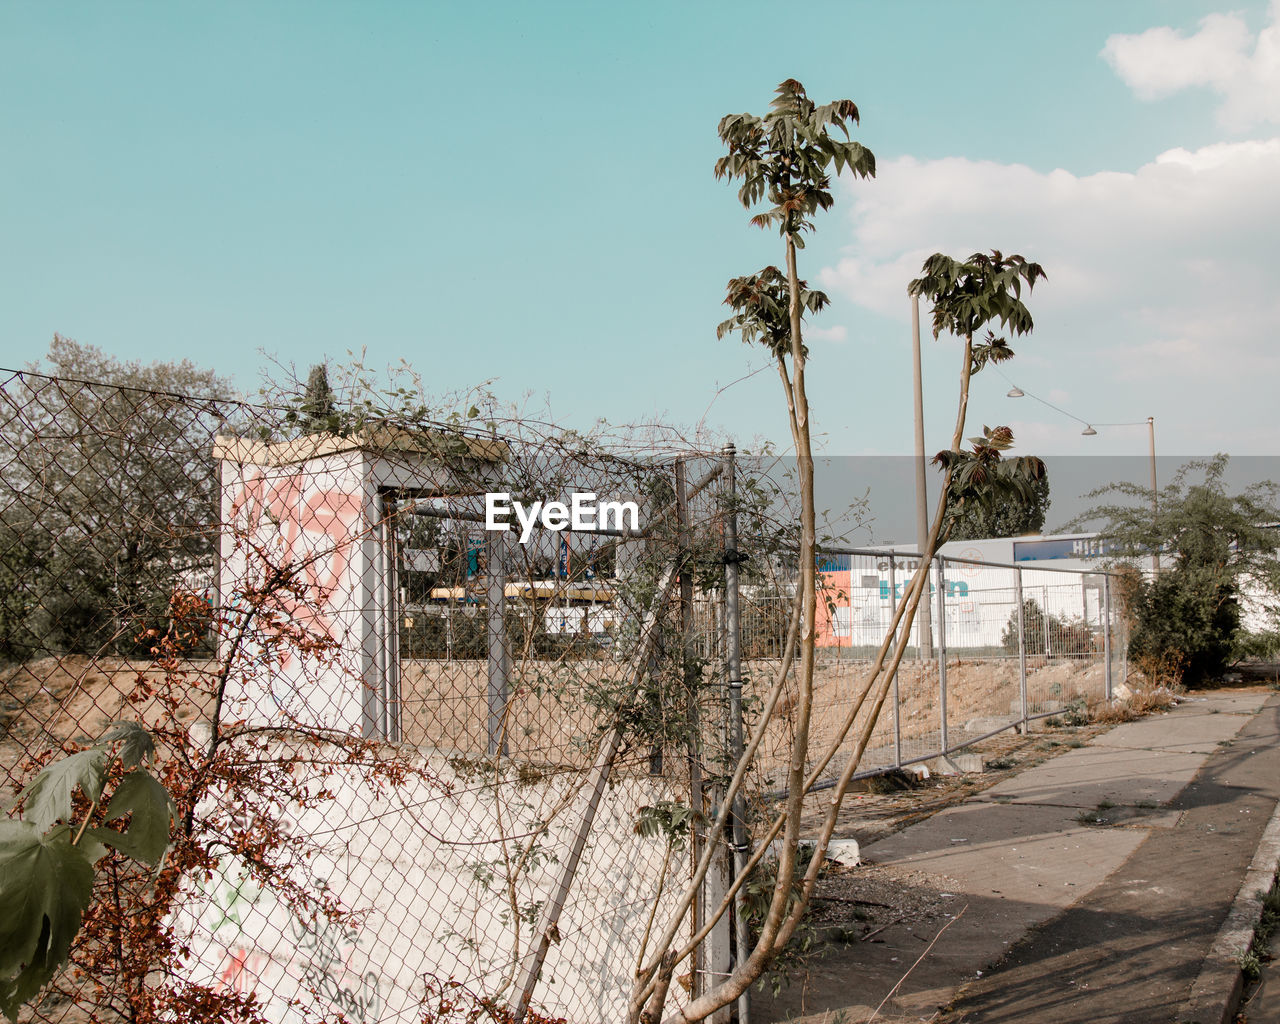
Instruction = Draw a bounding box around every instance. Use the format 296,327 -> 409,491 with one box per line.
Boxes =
1181,785 -> 1280,1024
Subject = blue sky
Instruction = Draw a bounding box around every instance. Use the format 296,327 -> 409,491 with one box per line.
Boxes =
2,1 -> 1277,459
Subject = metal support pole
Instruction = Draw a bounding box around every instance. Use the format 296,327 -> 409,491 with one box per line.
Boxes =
675,459 -> 705,998
381,495 -> 401,742
1149,416 -> 1160,576
485,530 -> 510,757
935,556 -> 948,753
446,600 -> 454,661
1043,585 -> 1051,660
1122,625 -> 1128,684
911,293 -> 934,659
1102,574 -> 1114,701
888,556 -> 901,768
366,496 -> 389,740
721,444 -> 750,1024
1014,568 -> 1028,730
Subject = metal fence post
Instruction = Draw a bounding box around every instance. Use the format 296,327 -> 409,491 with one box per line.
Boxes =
1043,585 -> 1052,659
935,556 -> 948,754
1014,567 -> 1028,730
888,555 -> 901,768
1102,573 -> 1114,701
485,529 -> 510,757
381,494 -> 402,742
675,459 -> 706,999
721,444 -> 749,1024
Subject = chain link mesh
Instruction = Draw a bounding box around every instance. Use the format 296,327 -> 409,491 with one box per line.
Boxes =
0,368 -> 1125,1024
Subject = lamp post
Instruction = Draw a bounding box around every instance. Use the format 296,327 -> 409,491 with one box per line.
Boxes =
1077,418 -> 1158,575
910,291 -> 933,658
1009,386 -> 1160,576
1146,416 -> 1159,575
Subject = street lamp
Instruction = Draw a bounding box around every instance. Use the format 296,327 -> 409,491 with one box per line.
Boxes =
1005,384 -> 1159,575
1085,417 -> 1160,576
910,292 -> 934,657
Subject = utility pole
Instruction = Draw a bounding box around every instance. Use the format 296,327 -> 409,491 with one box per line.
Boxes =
1148,416 -> 1160,576
911,292 -> 933,658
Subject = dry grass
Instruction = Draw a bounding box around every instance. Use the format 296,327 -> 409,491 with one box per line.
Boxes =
1088,685 -> 1179,725
3,653 -> 1117,796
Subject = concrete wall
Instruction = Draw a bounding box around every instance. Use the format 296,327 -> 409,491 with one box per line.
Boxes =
174,748 -> 689,1023
219,449 -> 387,735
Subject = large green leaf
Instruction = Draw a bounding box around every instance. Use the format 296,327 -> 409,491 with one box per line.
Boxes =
17,748 -> 108,834
101,721 -> 155,770
91,770 -> 176,866
0,822 -> 95,1021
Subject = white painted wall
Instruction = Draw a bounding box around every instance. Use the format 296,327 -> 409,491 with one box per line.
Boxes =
174,750 -> 690,1024
218,448 -> 387,735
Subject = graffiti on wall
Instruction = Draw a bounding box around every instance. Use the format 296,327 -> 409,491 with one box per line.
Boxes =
224,464 -> 366,721
192,863 -> 384,1023
291,906 -> 382,1023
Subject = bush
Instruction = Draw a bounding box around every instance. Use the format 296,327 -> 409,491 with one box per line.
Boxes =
1128,568 -> 1239,687
1001,598 -> 1093,657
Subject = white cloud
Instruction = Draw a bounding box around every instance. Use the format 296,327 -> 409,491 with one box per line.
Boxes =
805,323 -> 848,343
820,138 -> 1280,453
1102,2 -> 1280,130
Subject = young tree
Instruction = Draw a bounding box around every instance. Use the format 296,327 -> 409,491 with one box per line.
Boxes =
691,79 -> 871,1021
627,81 -> 1046,1024
298,363 -> 338,434
1073,455 -> 1280,685
640,238 -> 1049,1013
0,723 -> 174,1020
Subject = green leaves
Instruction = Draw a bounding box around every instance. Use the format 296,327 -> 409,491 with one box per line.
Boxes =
933,425 -> 1047,535
1,725 -> 173,1020
909,251 -> 1047,341
970,330 -> 1015,373
716,266 -> 828,359
17,748 -> 108,834
102,721 -> 155,771
634,801 -> 694,849
0,823 -> 96,1022
716,79 -> 876,241
93,771 -> 177,867
17,722 -> 157,833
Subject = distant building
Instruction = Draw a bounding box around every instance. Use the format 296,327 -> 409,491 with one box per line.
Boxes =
815,533 -> 1117,651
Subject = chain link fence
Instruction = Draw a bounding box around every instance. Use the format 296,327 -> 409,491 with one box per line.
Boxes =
0,369 -> 757,1024
1,368 -> 1127,1024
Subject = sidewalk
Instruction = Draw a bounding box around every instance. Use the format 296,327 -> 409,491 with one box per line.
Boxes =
758,689 -> 1280,1024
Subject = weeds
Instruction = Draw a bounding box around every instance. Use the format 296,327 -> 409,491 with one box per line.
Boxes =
1252,878 -> 1280,959
1091,686 -> 1179,725
865,769 -> 924,795
1076,799 -> 1117,826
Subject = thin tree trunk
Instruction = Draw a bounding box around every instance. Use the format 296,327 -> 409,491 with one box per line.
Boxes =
665,334 -> 977,1024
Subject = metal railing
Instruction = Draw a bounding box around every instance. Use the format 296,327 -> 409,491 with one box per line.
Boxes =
732,546 -> 1124,793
